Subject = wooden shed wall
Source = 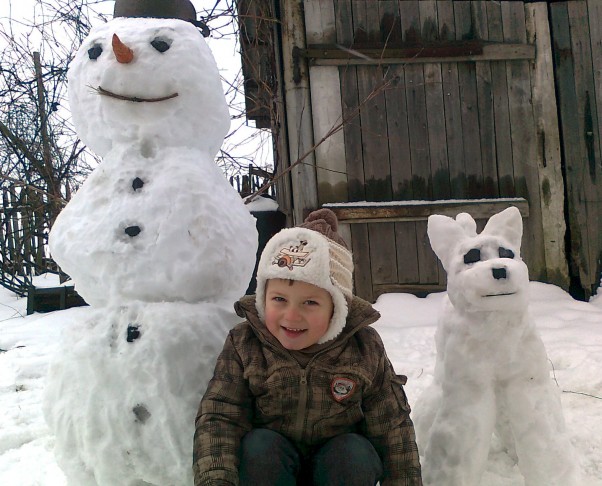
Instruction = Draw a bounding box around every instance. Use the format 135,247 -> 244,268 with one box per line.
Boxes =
238,0 -> 601,301
302,0 -> 565,301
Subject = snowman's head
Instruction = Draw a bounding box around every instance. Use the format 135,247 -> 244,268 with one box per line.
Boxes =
68,17 -> 230,157
427,207 -> 529,313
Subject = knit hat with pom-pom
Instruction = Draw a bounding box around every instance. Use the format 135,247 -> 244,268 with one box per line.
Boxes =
255,208 -> 354,344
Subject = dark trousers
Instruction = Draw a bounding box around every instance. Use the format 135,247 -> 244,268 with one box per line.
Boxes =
239,428 -> 383,486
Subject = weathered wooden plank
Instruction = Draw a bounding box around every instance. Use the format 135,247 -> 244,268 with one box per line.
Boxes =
351,0 -> 379,44
368,223 -> 399,284
437,1 -> 466,198
400,1 -> 431,200
421,0 -> 450,200
550,2 -> 591,294
269,0 -> 293,224
335,0 -> 365,202
380,5 -> 412,201
305,43 -> 536,65
325,197 -> 529,223
585,0 -> 602,176
379,0 -> 402,44
371,1 -> 418,286
473,1 -> 498,196
406,0 -> 439,284
353,3 -> 391,202
392,1 -> 430,282
394,221 -> 420,283
0,193 -> 5,266
21,190 -> 32,274
455,1 -> 483,198
350,223 -> 373,301
280,0 -> 318,223
486,0 -> 514,197
502,1 -> 546,278
0,191 -> 11,260
384,66 -> 413,200
568,0 -> 600,293
525,2 -> 569,289
356,62 -> 392,201
379,1 -> 420,284
305,0 -> 348,204
8,189 -> 21,273
416,220 -> 438,283
382,64 -> 413,201
353,1 -> 398,285
587,0 -> 602,296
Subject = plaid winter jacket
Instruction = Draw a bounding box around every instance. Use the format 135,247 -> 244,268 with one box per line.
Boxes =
193,295 -> 422,486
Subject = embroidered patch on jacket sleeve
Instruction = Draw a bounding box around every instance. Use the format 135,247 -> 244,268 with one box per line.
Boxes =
331,377 -> 357,402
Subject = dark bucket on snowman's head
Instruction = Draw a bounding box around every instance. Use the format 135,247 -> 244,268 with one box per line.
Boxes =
114,0 -> 209,36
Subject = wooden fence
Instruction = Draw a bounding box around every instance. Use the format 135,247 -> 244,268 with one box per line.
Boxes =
0,185 -> 57,295
229,164 -> 275,198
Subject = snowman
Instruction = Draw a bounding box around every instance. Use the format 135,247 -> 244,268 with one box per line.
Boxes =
43,1 -> 258,484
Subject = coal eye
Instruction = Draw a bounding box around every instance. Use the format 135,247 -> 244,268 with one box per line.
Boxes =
88,44 -> 103,60
499,247 -> 515,259
464,248 -> 481,264
151,38 -> 171,53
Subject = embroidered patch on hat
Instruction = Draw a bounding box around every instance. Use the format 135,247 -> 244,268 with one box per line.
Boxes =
272,240 -> 311,270
331,377 -> 357,402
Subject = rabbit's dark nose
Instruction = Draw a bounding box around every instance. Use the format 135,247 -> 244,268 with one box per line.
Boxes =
492,267 -> 507,280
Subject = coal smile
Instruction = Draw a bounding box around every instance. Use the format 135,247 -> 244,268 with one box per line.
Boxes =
94,85 -> 179,103
483,292 -> 516,297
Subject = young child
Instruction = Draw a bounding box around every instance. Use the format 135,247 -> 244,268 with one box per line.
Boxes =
194,209 -> 422,486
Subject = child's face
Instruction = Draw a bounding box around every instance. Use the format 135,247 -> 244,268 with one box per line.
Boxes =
264,279 -> 334,350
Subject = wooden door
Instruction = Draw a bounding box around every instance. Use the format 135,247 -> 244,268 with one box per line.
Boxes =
302,0 -> 568,301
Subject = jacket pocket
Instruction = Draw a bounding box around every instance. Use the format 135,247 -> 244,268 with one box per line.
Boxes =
392,374 -> 411,413
248,373 -> 285,419
312,398 -> 364,440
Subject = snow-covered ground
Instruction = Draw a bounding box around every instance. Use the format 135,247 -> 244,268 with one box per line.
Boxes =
1,275 -> 601,485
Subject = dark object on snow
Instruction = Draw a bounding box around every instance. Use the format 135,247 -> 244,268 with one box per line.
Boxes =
246,205 -> 287,294
132,177 -> 144,191
27,285 -> 88,315
125,225 -> 142,237
132,403 -> 151,423
126,324 -> 141,342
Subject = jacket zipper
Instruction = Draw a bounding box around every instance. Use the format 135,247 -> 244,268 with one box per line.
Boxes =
294,370 -> 308,442
245,312 -> 379,443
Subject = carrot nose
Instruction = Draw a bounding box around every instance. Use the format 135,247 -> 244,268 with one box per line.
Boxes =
112,34 -> 134,64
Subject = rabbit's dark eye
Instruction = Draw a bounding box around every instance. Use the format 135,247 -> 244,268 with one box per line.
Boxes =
499,247 -> 515,259
151,38 -> 171,53
464,248 -> 481,264
88,44 -> 103,60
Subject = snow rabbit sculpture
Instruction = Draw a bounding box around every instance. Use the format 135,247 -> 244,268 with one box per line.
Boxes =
415,206 -> 578,486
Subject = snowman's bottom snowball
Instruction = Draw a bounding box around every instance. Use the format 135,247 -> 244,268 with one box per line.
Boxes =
43,301 -> 239,486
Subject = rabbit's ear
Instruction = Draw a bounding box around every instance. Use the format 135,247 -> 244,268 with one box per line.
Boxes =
482,206 -> 523,253
427,214 -> 469,271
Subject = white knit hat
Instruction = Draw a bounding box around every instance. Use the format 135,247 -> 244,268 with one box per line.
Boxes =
255,209 -> 354,344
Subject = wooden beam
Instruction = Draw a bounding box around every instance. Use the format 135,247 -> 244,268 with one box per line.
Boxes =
279,0 -> 318,224
324,198 -> 529,223
373,283 -> 446,299
301,42 -> 535,66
